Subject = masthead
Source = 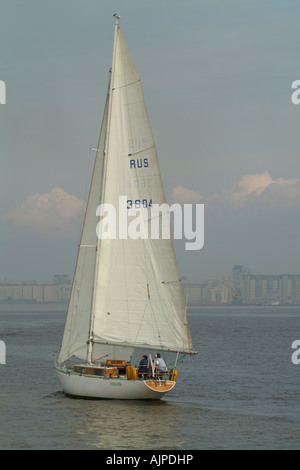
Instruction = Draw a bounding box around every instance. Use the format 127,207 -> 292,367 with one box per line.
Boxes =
113,13 -> 120,25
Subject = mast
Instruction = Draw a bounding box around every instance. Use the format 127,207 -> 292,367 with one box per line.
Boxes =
87,14 -> 120,364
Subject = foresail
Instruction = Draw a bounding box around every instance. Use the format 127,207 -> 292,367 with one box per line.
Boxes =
58,92 -> 109,364
92,27 -> 195,355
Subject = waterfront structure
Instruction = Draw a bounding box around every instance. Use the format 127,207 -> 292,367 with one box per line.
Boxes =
182,268 -> 300,306
1,269 -> 299,305
232,265 -> 300,305
183,280 -> 232,306
0,280 -> 71,303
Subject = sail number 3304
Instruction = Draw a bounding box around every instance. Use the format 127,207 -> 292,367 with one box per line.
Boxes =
127,199 -> 152,209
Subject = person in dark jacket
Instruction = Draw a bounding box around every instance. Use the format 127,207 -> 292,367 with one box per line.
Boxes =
138,355 -> 148,378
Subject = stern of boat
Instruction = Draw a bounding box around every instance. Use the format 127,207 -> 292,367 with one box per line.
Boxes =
144,379 -> 176,393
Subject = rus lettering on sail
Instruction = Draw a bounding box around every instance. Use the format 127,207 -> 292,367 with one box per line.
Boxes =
129,158 -> 149,169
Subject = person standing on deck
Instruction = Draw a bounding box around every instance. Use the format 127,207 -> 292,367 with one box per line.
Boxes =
154,353 -> 167,372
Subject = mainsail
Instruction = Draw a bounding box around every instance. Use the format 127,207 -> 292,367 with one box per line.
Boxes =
58,21 -> 195,366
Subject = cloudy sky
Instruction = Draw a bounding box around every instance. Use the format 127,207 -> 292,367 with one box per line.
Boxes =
1,0 -> 299,283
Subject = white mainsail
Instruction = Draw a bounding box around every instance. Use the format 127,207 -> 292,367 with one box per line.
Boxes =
58,20 -> 195,366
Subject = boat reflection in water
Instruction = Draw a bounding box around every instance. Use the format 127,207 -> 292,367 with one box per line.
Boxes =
60,397 -> 191,450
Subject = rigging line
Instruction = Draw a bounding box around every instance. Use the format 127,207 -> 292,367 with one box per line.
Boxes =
132,226 -> 166,352
77,148 -> 93,242
66,287 -> 83,363
175,294 -> 190,367
71,261 -> 92,362
142,210 -> 171,224
142,266 -> 167,353
155,282 -> 182,346
130,205 -> 151,345
127,145 -> 155,157
79,71 -> 110,238
133,297 -> 165,355
184,292 -> 192,355
132,299 -> 150,347
93,353 -> 110,363
159,278 -> 188,349
159,277 -> 188,351
112,79 -> 141,90
151,309 -> 165,353
143,250 -> 176,349
168,354 -> 186,368
89,66 -> 111,149
130,247 -> 154,349
130,239 -> 154,349
174,296 -> 191,367
186,322 -> 192,354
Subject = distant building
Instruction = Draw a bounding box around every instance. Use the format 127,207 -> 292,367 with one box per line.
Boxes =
279,274 -> 300,304
182,267 -> 300,306
183,279 -> 231,305
232,264 -> 251,290
0,276 -> 72,303
233,266 -> 300,305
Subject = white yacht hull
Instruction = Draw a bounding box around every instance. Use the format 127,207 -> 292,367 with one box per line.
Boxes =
56,368 -> 176,400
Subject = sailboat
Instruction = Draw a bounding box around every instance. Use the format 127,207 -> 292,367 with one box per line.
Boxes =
55,14 -> 197,400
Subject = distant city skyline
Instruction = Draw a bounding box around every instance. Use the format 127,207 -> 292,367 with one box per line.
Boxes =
1,263 -> 299,284
1,266 -> 299,306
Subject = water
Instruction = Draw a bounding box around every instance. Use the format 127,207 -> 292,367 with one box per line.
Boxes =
0,304 -> 300,450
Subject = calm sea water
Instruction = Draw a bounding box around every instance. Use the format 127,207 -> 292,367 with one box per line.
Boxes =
0,303 -> 299,450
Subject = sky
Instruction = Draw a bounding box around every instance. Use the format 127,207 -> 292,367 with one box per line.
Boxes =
1,0 -> 300,283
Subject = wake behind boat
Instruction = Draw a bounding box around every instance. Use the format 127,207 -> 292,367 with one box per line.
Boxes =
55,14 -> 197,400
